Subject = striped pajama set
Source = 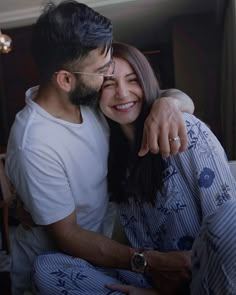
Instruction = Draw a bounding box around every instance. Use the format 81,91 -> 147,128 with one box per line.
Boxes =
33,114 -> 236,294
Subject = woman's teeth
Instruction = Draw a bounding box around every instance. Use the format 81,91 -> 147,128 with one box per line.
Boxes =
115,102 -> 135,110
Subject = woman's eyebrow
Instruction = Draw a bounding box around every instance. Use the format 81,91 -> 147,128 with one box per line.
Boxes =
126,72 -> 136,77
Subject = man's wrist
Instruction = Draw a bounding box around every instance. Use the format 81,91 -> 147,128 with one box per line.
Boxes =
161,96 -> 181,110
159,88 -> 194,114
144,250 -> 163,274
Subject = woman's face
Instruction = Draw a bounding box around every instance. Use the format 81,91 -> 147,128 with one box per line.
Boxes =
99,57 -> 144,127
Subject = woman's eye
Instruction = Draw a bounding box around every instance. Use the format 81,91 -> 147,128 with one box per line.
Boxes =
128,78 -> 138,83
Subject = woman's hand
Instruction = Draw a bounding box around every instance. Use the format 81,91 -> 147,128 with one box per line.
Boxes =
105,284 -> 159,295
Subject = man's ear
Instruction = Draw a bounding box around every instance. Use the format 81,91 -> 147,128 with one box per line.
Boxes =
55,70 -> 74,92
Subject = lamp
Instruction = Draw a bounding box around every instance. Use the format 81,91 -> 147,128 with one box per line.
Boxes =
0,30 -> 12,54
0,29 -> 12,146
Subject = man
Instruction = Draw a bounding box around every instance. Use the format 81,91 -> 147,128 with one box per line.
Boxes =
6,1 -> 194,294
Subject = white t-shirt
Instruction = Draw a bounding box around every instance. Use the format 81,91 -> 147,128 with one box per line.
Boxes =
6,86 -> 111,234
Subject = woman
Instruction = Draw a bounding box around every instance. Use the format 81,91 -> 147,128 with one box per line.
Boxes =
99,42 -> 236,295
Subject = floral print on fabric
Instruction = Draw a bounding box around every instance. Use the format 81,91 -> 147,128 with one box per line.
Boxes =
215,184 -> 232,206
120,114 -> 236,253
198,168 -> 215,188
50,269 -> 87,294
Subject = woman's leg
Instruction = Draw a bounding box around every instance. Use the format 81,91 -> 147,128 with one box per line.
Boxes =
191,200 -> 236,295
33,252 -> 127,295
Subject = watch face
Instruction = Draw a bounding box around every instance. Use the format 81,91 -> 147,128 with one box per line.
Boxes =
133,254 -> 145,268
131,252 -> 147,273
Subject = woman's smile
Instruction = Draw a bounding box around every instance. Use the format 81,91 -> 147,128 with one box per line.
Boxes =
113,101 -> 137,112
99,57 -> 143,127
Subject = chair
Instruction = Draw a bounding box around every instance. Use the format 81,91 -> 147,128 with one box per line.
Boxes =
229,161 -> 236,180
0,153 -> 15,254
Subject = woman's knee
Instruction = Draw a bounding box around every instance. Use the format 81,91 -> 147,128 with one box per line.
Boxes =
201,200 -> 236,252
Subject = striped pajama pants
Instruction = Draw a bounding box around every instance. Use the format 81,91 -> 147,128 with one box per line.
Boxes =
191,199 -> 236,295
33,200 -> 236,295
33,255 -> 152,294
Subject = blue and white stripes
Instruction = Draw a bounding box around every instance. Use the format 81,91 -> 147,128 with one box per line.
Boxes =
33,114 -> 236,294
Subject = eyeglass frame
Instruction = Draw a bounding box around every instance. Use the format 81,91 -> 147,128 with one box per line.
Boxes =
55,60 -> 115,79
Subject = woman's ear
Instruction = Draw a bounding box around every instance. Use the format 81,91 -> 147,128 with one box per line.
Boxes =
55,70 -> 74,92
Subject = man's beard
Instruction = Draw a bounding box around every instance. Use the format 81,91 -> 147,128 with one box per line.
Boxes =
69,81 -> 99,108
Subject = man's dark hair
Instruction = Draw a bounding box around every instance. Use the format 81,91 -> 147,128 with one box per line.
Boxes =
31,0 -> 112,82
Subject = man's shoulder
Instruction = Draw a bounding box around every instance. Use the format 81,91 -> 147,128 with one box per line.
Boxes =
9,106 -> 53,149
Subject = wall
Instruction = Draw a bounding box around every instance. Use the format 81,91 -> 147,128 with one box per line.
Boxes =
0,25 -> 38,149
173,13 -> 222,137
144,44 -> 175,89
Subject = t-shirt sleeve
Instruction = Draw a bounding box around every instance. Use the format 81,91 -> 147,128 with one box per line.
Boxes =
7,146 -> 75,225
172,113 -> 236,219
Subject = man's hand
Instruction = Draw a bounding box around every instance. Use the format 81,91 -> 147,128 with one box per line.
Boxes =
105,284 -> 159,295
145,250 -> 191,295
139,96 -> 189,158
146,250 -> 191,273
152,271 -> 190,295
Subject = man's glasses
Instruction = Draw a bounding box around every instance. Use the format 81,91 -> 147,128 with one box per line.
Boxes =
72,60 -> 115,78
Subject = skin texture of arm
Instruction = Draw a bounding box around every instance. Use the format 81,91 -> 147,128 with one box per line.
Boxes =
139,89 -> 194,157
160,89 -> 195,114
45,210 -> 136,269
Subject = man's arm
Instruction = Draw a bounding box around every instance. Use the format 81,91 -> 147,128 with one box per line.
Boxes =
160,89 -> 194,113
139,89 -> 194,158
46,211 -> 191,275
46,212 -> 191,294
17,202 -> 191,286
46,211 -> 135,269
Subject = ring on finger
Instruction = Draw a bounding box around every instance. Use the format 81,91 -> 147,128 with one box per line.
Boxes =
169,136 -> 181,143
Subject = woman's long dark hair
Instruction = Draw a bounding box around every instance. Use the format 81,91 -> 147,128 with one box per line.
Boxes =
107,42 -> 164,205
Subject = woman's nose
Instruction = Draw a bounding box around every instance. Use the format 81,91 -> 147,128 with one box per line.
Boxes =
116,82 -> 129,99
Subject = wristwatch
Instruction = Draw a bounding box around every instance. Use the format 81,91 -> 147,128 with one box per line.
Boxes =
130,250 -> 147,273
